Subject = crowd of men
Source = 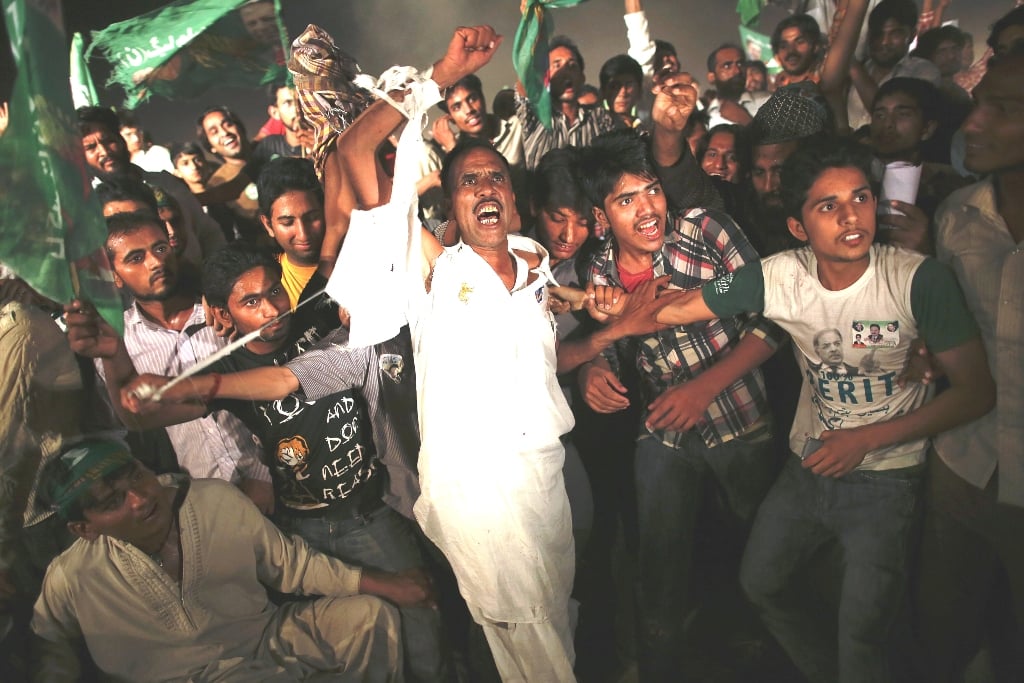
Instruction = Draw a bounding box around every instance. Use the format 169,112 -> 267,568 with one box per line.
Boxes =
0,0 -> 1021,681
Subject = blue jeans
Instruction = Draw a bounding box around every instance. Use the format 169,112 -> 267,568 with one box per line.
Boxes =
276,505 -> 447,683
740,455 -> 923,683
633,426 -> 776,682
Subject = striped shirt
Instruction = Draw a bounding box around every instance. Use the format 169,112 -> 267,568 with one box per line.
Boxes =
285,327 -> 422,520
519,95 -> 617,171
97,302 -> 268,483
587,207 -> 784,449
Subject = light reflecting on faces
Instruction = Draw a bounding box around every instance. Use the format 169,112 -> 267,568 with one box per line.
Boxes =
701,131 -> 740,183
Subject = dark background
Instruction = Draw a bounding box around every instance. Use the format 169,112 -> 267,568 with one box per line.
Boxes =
0,0 -> 1010,146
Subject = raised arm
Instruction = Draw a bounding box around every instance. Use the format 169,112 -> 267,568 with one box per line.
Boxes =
328,25 -> 503,282
624,0 -> 657,79
819,0 -> 869,94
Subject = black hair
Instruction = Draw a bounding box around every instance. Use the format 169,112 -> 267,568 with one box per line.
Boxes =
104,210 -> 168,260
696,124 -> 751,179
532,147 -> 592,223
38,438 -> 136,522
439,74 -> 484,114
169,141 -> 208,167
202,242 -> 282,309
550,35 -> 585,74
780,137 -> 876,221
95,176 -> 160,217
195,106 -> 248,154
868,0 -> 919,36
913,25 -> 967,60
706,43 -> 746,74
653,40 -> 678,74
599,54 -> 643,93
989,6 -> 1024,50
439,136 -> 511,199
577,129 -> 658,211
771,14 -> 822,55
492,88 -> 517,121
747,60 -> 769,78
265,80 -> 292,106
872,77 -> 941,123
256,156 -> 323,217
76,106 -> 121,137
116,108 -> 140,129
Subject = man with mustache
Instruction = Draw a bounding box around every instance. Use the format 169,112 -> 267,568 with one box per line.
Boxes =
76,106 -> 226,261
521,35 -> 617,170
705,44 -> 769,128
77,212 -> 272,512
326,25 -> 578,680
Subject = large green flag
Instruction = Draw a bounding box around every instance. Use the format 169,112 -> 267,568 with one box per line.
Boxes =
0,0 -> 123,332
87,0 -> 289,108
513,0 -> 588,130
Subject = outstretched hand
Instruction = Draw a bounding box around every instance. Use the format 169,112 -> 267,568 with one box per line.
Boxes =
433,26 -> 503,89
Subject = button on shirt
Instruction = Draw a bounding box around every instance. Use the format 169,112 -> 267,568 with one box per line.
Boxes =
98,302 -> 268,483
935,179 -> 1024,507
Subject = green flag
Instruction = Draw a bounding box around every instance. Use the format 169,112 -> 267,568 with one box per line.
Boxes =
87,0 -> 289,108
70,32 -> 98,109
513,0 -> 588,130
0,0 -> 123,332
737,0 -> 765,27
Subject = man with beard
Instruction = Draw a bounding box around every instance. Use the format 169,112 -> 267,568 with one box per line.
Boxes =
848,0 -> 941,131
747,85 -> 831,256
68,212 -> 272,511
257,83 -> 313,160
76,106 -> 226,261
521,35 -> 617,170
706,44 -> 769,128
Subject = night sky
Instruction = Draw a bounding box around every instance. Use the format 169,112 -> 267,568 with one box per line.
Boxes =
0,0 -> 1013,145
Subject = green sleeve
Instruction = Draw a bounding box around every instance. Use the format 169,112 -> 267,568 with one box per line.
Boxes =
701,261 -> 766,318
910,258 -> 980,353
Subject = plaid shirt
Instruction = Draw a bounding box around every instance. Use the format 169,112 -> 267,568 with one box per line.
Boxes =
587,207 -> 785,449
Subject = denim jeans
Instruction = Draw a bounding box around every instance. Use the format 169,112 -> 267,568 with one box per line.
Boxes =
633,426 -> 776,682
276,505 -> 447,682
740,455 -> 923,683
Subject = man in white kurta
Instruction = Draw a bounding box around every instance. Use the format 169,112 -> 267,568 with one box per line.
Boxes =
315,25 -> 577,679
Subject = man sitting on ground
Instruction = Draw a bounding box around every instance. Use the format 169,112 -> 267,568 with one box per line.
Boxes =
31,437 -> 429,682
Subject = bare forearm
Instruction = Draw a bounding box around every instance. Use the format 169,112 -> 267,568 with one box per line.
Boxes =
820,0 -> 870,94
218,367 -> 300,401
557,325 -> 625,374
625,0 -> 641,13
654,288 -> 715,326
